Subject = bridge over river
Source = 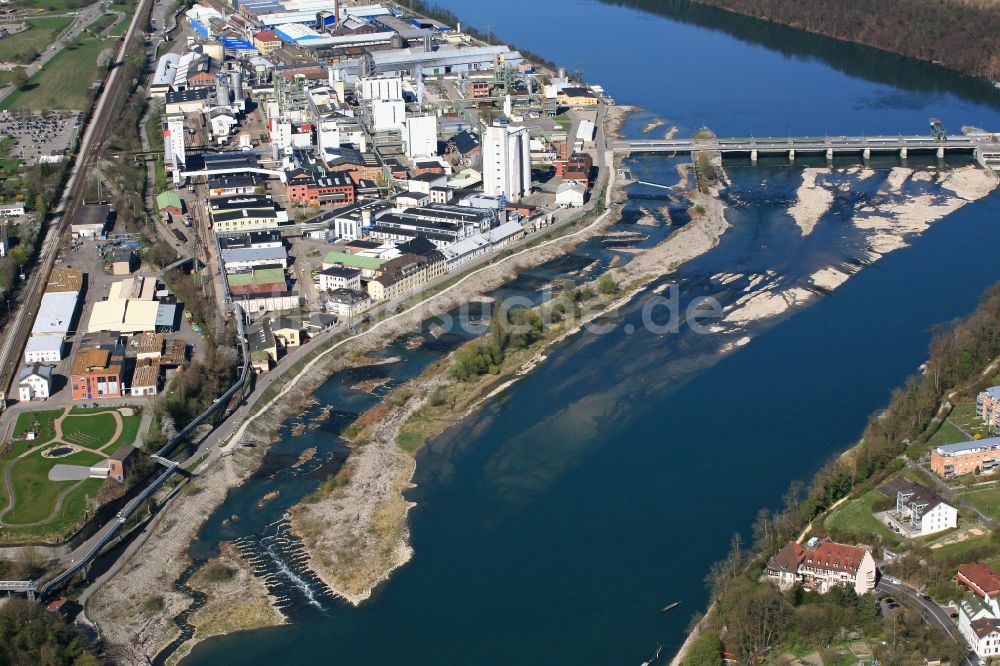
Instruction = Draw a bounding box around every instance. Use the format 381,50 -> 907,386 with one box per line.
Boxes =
615,128 -> 1000,168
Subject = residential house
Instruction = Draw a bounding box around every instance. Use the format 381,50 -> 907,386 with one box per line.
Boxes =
978,387 -> 1000,432
878,478 -> 958,537
17,363 -> 52,401
271,316 -> 302,349
931,438 -> 1000,477
317,265 -> 362,292
766,539 -> 878,596
956,564 -> 1000,659
325,288 -> 370,319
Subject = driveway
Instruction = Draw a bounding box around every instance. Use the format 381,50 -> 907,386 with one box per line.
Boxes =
48,464 -> 94,481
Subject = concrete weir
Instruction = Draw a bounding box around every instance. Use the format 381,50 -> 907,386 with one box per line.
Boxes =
615,127 -> 1000,169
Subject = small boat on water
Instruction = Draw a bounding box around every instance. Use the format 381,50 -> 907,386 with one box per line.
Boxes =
661,602 -> 680,613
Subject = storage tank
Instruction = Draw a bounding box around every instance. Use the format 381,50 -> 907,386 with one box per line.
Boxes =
215,74 -> 230,107
228,70 -> 244,102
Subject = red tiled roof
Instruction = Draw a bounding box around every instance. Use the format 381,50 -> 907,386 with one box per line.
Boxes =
254,30 -> 280,42
229,282 -> 287,296
971,618 -> 1000,639
802,542 -> 867,574
958,563 -> 1000,599
767,541 -> 805,574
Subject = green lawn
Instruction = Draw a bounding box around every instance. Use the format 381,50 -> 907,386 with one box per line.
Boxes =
61,412 -> 117,447
950,402 -> 993,440
962,485 -> 1000,518
4,448 -> 102,525
1,36 -> 110,111
5,409 -> 63,457
22,0 -> 99,13
928,533 -> 998,563
824,488 -> 900,545
0,17 -> 73,63
86,13 -> 117,35
107,413 -> 142,453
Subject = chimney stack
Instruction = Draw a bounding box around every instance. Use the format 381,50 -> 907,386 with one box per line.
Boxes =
333,0 -> 340,24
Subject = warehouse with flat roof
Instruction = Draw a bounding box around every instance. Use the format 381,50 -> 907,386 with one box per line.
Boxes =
31,291 -> 79,336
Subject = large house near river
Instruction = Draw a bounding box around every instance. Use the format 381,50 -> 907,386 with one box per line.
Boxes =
956,563 -> 1000,659
766,538 -> 878,596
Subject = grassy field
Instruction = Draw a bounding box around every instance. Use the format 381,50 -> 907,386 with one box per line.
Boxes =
950,402 -> 993,440
86,12 -> 117,35
5,448 -> 102,524
61,412 -> 118,447
0,16 -> 73,63
962,485 -> 1000,518
824,488 -> 900,544
0,406 -> 143,535
1,35 -> 109,111
5,409 -> 62,456
928,532 -> 998,563
22,0 -> 97,13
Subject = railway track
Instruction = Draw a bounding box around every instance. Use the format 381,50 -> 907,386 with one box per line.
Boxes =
0,0 -> 153,397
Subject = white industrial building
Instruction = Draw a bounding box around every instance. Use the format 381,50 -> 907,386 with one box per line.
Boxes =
24,335 -> 64,363
359,76 -> 403,102
372,99 -> 405,131
221,246 -> 289,270
482,124 -> 532,202
31,291 -> 79,337
556,181 -> 586,208
166,114 -> 186,178
404,115 -> 438,159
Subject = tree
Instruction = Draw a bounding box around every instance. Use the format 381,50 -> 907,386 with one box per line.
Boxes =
597,273 -> 619,296
684,631 -> 722,666
11,69 -> 27,90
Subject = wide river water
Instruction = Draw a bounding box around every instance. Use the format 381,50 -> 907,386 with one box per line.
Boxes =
184,1 -> 1000,663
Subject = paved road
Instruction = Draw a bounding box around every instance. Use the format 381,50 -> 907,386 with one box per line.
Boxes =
0,1 -> 112,105
877,579 -> 978,666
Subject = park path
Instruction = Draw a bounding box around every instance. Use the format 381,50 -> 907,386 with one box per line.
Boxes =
17,406 -> 123,459
0,407 -> 125,529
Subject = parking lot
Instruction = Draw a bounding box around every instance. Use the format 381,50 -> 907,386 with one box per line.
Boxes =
0,110 -> 80,165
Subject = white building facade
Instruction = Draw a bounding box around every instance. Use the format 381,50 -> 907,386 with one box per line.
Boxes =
482,124 -> 531,202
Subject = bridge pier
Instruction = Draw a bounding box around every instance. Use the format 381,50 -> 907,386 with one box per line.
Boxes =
750,149 -> 757,163
900,147 -> 908,160
862,147 -> 871,161
937,146 -> 945,159
826,148 -> 833,162
788,149 -> 795,162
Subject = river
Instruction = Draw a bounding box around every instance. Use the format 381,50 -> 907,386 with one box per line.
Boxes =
182,1 -> 1000,663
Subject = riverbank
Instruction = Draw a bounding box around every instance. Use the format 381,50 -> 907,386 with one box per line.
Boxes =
286,170 -> 734,605
84,102 -> 632,659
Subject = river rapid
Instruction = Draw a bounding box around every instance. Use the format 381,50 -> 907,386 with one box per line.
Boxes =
182,1 -> 1000,663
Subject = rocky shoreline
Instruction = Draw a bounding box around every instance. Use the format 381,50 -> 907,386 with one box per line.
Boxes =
85,104 -> 635,660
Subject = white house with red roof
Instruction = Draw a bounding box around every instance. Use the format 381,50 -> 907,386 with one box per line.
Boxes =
766,538 -> 877,596
956,562 -> 1000,658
